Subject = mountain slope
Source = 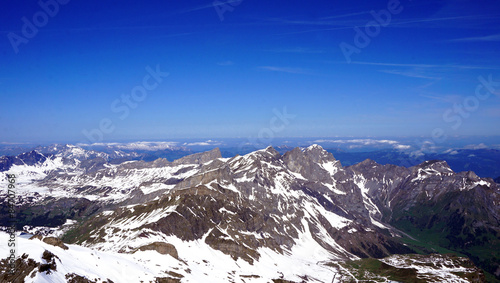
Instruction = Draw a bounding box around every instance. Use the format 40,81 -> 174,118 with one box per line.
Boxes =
348,159 -> 500,279
1,145 -> 497,282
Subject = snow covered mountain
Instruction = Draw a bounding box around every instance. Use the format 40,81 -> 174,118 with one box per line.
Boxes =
1,145 -> 498,282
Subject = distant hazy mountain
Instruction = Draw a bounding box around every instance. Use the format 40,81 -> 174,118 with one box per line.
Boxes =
325,148 -> 500,179
0,144 -> 498,282
3,141 -> 499,178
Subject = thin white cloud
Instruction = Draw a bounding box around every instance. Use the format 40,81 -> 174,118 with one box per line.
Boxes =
277,26 -> 354,36
185,142 -> 211,146
265,47 -> 325,54
379,70 -> 441,80
393,144 -> 411,150
313,139 -> 399,145
410,150 -> 425,158
463,143 -> 489,150
267,11 -> 469,28
320,11 -> 370,20
183,140 -> 223,146
351,61 -> 500,70
77,141 -> 179,150
450,33 -> 500,42
313,139 -> 413,151
352,62 -> 438,68
0,142 -> 31,145
264,18 -> 349,26
391,15 -> 486,27
179,0 -> 243,14
442,148 -> 460,155
259,66 -> 311,74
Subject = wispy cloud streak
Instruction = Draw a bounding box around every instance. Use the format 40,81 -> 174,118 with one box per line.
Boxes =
351,61 -> 500,70
380,70 -> 441,80
258,66 -> 311,74
449,33 -> 500,42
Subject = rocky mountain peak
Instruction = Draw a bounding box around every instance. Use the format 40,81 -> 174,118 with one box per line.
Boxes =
171,147 -> 221,165
357,158 -> 378,167
240,146 -> 281,164
150,157 -> 170,168
283,145 -> 340,182
411,159 -> 453,174
261,146 -> 281,158
302,144 -> 336,163
304,143 -> 324,151
17,150 -> 47,162
1,145 -> 498,282
0,150 -> 50,171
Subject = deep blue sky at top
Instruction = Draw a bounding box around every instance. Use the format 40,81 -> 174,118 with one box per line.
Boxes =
1,0 -> 499,143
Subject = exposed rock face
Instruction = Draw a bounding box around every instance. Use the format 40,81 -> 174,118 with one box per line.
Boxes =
1,197 -> 101,230
42,237 -> 69,250
136,242 -> 178,259
0,150 -> 49,171
0,250 -> 59,281
2,144 -> 498,281
171,148 -> 222,165
0,253 -> 39,283
283,145 -> 339,183
348,158 -> 500,277
154,277 -> 181,283
64,145 -> 426,264
39,250 -> 58,274
30,235 -> 69,250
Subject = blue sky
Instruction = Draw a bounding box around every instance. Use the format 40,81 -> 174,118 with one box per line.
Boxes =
1,0 -> 500,143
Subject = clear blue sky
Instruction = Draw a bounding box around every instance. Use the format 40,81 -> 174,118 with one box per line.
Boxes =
1,0 -> 499,143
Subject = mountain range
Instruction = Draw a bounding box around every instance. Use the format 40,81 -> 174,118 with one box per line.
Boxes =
0,144 -> 499,282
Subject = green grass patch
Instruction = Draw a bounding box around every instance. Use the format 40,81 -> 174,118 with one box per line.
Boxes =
342,258 -> 425,282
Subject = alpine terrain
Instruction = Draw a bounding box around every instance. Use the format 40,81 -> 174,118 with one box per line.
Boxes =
0,144 -> 498,282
